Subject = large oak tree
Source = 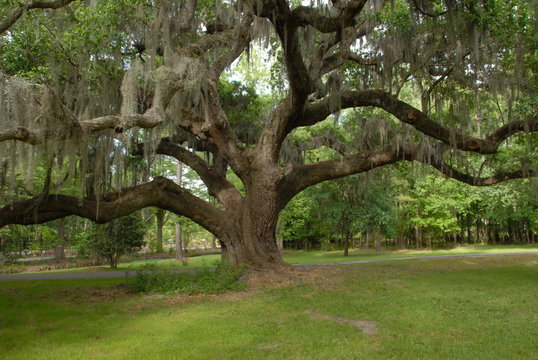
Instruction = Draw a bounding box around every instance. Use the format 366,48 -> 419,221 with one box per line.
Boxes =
0,0 -> 536,267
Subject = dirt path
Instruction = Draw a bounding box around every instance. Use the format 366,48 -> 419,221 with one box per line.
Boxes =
1,251 -> 537,281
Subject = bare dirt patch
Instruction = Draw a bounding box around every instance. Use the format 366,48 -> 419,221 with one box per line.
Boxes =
309,310 -> 378,335
54,284 -> 131,304
243,265 -> 348,290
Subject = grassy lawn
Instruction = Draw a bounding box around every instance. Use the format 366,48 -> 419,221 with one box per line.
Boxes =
1,255 -> 537,359
283,244 -> 538,264
16,244 -> 538,274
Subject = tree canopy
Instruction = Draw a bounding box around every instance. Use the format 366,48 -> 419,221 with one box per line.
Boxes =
0,0 -> 536,267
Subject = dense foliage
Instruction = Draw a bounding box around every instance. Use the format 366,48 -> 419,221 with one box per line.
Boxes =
281,168 -> 537,252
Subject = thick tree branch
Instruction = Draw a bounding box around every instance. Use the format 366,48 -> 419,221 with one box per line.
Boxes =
155,138 -> 243,209
0,113 -> 163,145
0,127 -> 42,145
279,142 -> 535,205
210,15 -> 253,76
178,0 -> 197,33
250,1 -> 376,160
201,78 -> 251,181
279,144 -> 412,202
425,159 -> 535,186
0,177 -> 226,235
0,0 -> 77,35
300,90 -> 538,154
80,113 -> 162,133
487,116 -> 538,144
275,16 -> 311,102
290,0 -> 368,33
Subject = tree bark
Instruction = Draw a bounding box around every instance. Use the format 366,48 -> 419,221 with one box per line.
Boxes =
155,208 -> 165,253
213,164 -> 287,268
220,197 -> 285,267
415,227 -> 422,249
175,220 -> 187,264
466,213 -> 472,243
475,216 -> 480,244
175,160 -> 188,264
343,235 -> 350,257
374,232 -> 381,253
55,218 -> 65,262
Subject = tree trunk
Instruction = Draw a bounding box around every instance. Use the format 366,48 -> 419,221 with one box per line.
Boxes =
475,217 -> 480,244
467,213 -> 472,243
343,234 -> 350,257
221,209 -> 285,267
155,208 -> 165,253
415,227 -> 422,249
217,178 -> 286,268
175,220 -> 187,264
174,160 -> 188,264
524,220 -> 531,244
507,221 -> 515,243
397,231 -> 406,249
55,218 -> 65,262
109,254 -> 117,268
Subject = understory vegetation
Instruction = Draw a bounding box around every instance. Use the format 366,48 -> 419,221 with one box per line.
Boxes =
126,261 -> 246,295
1,256 -> 536,359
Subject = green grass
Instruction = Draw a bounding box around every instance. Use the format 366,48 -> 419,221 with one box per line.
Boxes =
14,244 -> 538,274
283,244 -> 538,265
1,255 -> 537,359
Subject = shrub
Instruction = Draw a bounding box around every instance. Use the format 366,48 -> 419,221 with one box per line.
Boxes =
0,252 -> 17,266
0,259 -> 24,274
127,261 -> 246,295
81,213 -> 145,268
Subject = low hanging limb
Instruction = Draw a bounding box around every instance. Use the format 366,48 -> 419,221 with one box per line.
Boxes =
0,176 -> 226,235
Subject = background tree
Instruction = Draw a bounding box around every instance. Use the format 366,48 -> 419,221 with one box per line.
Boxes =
0,0 -> 536,267
80,212 -> 145,268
